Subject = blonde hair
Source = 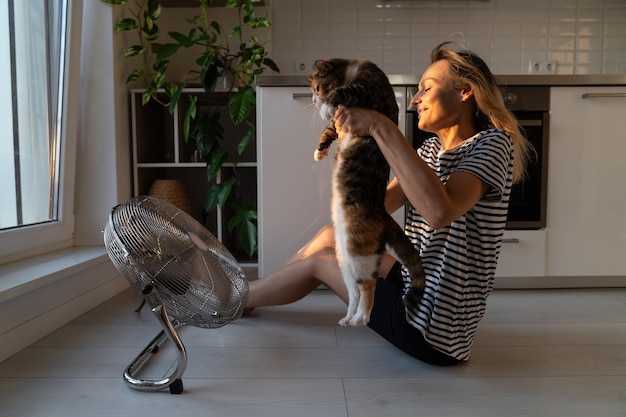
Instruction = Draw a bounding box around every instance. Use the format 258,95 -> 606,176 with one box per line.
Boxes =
430,42 -> 533,184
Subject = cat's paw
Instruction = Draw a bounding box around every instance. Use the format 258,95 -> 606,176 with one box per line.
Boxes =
338,315 -> 352,327
314,148 -> 328,161
348,312 -> 370,327
338,313 -> 369,327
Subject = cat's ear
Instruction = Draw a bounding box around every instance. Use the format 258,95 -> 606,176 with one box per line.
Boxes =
313,59 -> 333,77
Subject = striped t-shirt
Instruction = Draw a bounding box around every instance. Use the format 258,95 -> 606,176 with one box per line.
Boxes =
401,128 -> 514,361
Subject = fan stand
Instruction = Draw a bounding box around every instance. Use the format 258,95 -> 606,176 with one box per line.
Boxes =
123,285 -> 187,394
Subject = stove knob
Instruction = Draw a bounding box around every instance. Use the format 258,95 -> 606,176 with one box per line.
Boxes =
504,92 -> 518,106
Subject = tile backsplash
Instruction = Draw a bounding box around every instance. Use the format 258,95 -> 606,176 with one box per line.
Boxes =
266,0 -> 626,76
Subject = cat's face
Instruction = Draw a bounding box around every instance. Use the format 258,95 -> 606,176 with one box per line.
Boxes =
308,59 -> 351,107
308,59 -> 353,119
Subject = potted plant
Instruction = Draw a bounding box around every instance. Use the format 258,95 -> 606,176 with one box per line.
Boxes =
102,0 -> 279,258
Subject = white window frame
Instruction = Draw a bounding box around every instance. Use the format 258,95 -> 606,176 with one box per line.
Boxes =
0,0 -> 81,264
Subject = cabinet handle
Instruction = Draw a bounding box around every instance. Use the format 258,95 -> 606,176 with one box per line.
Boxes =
582,93 -> 626,99
293,93 -> 313,99
502,238 -> 520,244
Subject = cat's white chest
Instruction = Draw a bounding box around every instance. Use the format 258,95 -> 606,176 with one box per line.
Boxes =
319,103 -> 335,121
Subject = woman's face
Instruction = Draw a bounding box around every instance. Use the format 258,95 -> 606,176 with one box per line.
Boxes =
411,60 -> 468,134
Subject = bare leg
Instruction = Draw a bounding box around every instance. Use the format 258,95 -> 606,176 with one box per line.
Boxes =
246,225 -> 348,307
246,225 -> 398,309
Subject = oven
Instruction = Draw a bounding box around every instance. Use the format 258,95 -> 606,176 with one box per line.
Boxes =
405,85 -> 549,230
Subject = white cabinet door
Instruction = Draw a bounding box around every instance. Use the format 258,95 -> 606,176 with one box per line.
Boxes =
256,87 -> 333,276
256,86 -> 411,277
546,87 -> 626,277
496,230 -> 546,277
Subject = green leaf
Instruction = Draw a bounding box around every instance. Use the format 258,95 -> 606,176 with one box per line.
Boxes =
229,86 -> 255,125
194,111 -> 223,157
151,71 -> 166,89
225,0 -> 239,8
205,149 -> 227,180
229,26 -> 242,38
204,177 -> 236,212
115,18 -> 137,32
237,125 -> 254,155
168,31 -> 194,48
252,16 -> 270,29
152,59 -> 168,73
210,21 -> 222,35
182,95 -> 197,142
141,20 -> 160,41
242,1 -> 255,19
146,0 -> 161,20
142,29 -> 160,42
228,201 -> 258,257
239,218 -> 257,258
165,83 -> 177,100
167,83 -> 187,114
155,43 -> 180,62
125,45 -> 145,57
201,56 -> 221,94
125,69 -> 143,85
262,58 -> 280,73
191,30 -> 209,43
142,89 -> 155,106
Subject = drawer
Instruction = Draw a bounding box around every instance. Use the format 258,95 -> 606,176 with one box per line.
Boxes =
495,230 -> 546,277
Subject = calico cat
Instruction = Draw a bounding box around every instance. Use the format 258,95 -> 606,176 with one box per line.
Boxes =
308,58 -> 426,327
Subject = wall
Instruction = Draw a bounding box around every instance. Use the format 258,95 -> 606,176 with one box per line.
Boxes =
267,0 -> 626,77
159,0 -> 626,81
74,0 -> 132,246
0,0 -> 132,363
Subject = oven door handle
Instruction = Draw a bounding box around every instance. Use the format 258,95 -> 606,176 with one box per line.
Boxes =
582,93 -> 626,99
502,238 -> 520,244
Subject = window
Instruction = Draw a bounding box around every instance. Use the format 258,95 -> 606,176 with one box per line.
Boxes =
0,0 -> 79,263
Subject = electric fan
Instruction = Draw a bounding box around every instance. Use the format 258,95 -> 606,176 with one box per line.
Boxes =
103,195 -> 249,394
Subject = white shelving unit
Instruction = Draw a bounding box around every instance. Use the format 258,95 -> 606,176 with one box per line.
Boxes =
130,88 -> 258,269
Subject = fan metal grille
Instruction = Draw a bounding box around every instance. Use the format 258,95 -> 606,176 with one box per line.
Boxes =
104,196 -> 249,328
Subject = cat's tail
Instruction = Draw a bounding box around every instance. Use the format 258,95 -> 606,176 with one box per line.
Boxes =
384,216 -> 426,310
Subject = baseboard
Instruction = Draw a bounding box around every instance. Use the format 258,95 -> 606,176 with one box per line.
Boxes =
494,275 -> 626,289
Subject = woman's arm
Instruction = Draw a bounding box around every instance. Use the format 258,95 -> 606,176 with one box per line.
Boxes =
335,107 -> 488,229
384,178 -> 407,215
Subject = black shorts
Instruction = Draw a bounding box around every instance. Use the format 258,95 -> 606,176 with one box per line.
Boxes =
367,262 -> 462,366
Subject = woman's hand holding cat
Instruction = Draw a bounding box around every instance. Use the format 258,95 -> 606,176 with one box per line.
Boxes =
334,105 -> 384,138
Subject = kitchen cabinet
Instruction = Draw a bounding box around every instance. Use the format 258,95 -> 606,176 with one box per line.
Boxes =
256,85 -> 550,280
545,87 -> 626,277
130,89 -> 258,266
495,230 -> 546,277
256,80 -> 626,286
256,87 -> 333,276
256,85 -> 408,276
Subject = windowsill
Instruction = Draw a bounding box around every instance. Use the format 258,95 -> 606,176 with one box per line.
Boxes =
0,246 -> 109,303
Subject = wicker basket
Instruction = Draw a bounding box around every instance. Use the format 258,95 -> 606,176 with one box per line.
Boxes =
147,179 -> 192,214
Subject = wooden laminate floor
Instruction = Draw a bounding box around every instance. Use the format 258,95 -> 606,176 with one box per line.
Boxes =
1,286 -> 625,416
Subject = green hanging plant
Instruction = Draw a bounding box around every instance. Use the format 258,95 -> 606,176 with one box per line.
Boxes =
101,0 -> 279,258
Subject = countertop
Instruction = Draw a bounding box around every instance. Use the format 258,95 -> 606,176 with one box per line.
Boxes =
256,74 -> 626,87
